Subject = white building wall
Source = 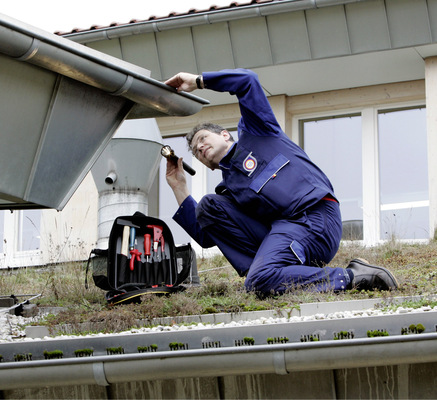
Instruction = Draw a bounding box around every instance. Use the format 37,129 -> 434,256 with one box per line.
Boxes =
39,172 -> 98,265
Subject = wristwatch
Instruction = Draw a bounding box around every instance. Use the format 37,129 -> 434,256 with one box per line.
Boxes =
196,75 -> 203,89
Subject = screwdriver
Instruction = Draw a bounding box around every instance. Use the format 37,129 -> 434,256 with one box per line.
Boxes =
144,233 -> 151,262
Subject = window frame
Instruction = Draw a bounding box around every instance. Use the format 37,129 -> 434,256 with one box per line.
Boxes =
293,100 -> 427,245
0,210 -> 42,268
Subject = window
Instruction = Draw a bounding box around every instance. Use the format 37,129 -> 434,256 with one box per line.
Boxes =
378,108 -> 428,240
299,105 -> 428,243
17,210 -> 41,251
0,209 -> 42,268
302,115 -> 363,225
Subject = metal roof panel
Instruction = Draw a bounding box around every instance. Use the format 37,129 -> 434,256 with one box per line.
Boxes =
229,17 -> 273,68
267,11 -> 311,64
192,22 -> 236,72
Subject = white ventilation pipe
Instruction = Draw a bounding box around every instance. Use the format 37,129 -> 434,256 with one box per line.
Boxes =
91,119 -> 163,249
105,172 -> 117,185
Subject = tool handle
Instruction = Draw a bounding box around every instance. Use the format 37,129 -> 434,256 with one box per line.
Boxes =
129,249 -> 142,271
121,226 -> 129,256
129,227 -> 136,250
129,255 -> 135,271
160,234 -> 165,257
144,234 -> 151,256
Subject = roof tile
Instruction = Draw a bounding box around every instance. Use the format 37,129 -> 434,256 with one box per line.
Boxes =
56,0 -> 278,35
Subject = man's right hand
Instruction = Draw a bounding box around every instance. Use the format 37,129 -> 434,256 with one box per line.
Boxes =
166,157 -> 190,206
164,72 -> 200,93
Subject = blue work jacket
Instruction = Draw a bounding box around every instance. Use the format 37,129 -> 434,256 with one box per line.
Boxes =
174,69 -> 337,247
205,68 -> 336,223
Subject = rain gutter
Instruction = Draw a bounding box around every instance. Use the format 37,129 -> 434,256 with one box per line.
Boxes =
62,0 -> 364,43
0,13 -> 209,118
0,334 -> 436,390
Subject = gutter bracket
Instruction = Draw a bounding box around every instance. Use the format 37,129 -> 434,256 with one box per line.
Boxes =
273,350 -> 289,375
111,75 -> 134,96
93,362 -> 110,386
15,37 -> 39,61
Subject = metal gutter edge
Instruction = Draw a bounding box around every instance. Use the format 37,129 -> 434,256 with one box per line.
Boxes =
62,0 -> 365,43
0,334 -> 436,390
0,13 -> 208,117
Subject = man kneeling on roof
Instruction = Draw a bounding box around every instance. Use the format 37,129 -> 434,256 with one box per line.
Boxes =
164,68 -> 398,296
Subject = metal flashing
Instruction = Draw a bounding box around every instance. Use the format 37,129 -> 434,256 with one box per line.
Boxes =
0,13 -> 208,210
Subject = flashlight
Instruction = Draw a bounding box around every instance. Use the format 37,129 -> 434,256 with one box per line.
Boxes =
161,145 -> 196,176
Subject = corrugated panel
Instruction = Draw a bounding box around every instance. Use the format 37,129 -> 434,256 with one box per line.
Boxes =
120,33 -> 163,81
86,38 -> 124,59
345,0 -> 391,53
267,11 -> 311,64
192,23 -> 235,72
0,55 -> 56,201
229,17 -> 273,68
68,0 -> 437,101
305,5 -> 351,59
385,0 -> 431,47
156,27 -> 198,79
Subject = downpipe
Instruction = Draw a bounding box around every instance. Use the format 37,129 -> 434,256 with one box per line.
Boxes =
1,334 -> 437,390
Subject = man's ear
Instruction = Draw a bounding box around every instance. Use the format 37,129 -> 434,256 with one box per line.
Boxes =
221,130 -> 231,141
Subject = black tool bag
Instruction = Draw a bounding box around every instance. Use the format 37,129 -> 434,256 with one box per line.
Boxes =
86,212 -> 196,305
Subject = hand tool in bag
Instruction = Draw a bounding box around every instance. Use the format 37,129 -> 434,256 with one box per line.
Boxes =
143,233 -> 152,285
129,248 -> 142,271
161,145 -> 196,176
117,220 -> 140,281
161,243 -> 172,287
129,227 -> 136,251
128,226 -> 142,271
117,219 -> 140,255
147,225 -> 164,261
144,233 -> 151,262
147,225 -> 164,286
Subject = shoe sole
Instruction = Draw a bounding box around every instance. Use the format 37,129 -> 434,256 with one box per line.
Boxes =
349,258 -> 399,289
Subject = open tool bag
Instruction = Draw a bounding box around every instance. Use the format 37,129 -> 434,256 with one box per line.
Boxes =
86,212 -> 197,305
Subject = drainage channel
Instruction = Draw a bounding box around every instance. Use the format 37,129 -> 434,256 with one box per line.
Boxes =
0,309 -> 436,363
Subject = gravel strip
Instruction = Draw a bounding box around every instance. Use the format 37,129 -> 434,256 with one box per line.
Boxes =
1,303 -> 436,343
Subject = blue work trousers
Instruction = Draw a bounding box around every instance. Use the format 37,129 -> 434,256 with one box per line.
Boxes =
196,194 -> 349,295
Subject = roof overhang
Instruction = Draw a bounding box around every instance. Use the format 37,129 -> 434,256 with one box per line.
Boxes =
61,0 -> 437,105
0,14 -> 208,210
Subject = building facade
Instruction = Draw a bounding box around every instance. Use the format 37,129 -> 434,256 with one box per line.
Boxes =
1,0 -> 437,267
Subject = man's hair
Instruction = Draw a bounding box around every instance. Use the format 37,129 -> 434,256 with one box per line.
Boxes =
186,122 -> 235,150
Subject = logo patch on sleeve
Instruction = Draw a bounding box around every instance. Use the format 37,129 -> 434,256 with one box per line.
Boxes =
243,152 -> 258,176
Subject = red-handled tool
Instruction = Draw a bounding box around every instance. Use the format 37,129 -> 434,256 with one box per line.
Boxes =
144,233 -> 151,262
129,249 -> 142,271
147,225 -> 164,261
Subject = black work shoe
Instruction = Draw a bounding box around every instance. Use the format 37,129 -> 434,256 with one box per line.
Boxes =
346,258 -> 399,291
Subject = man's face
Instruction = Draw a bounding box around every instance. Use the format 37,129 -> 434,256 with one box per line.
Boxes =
191,129 -> 232,170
